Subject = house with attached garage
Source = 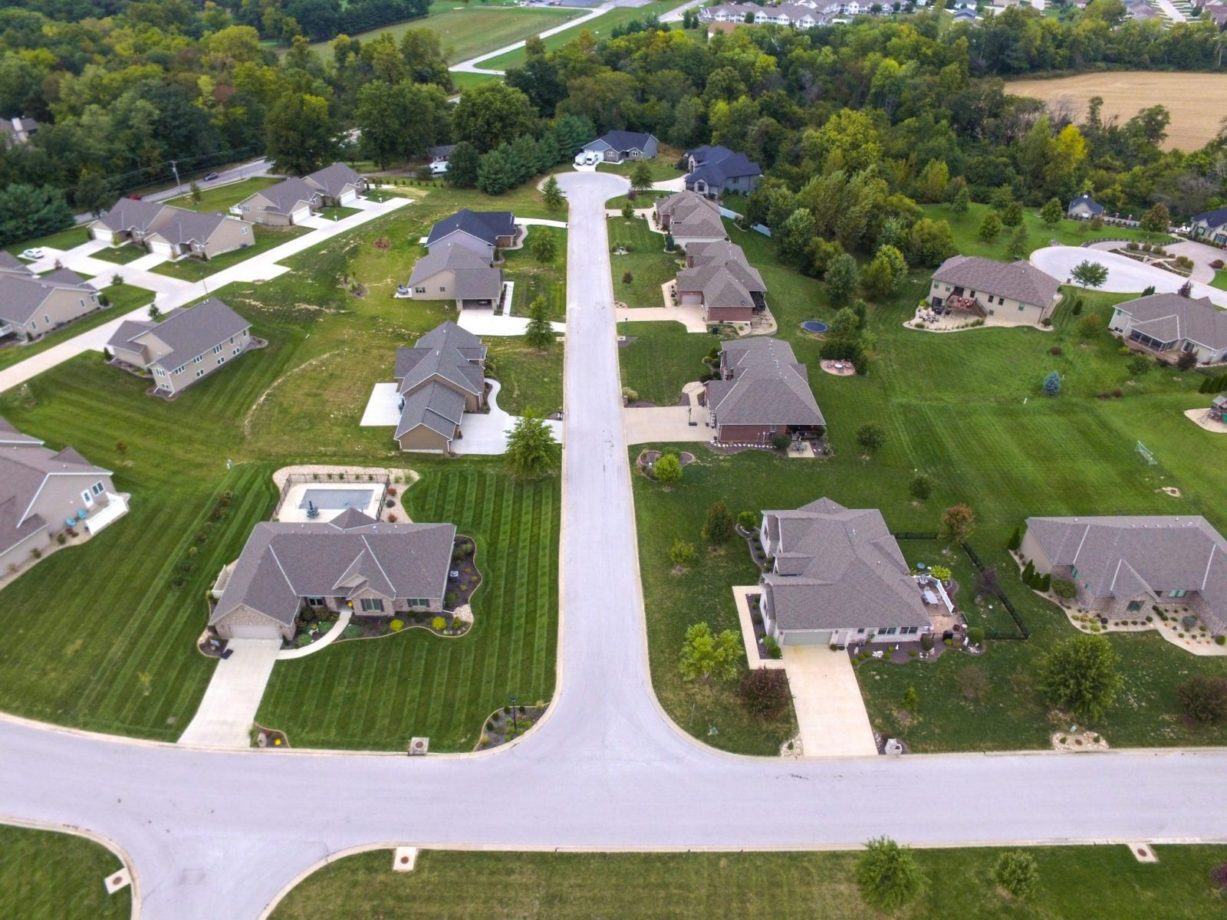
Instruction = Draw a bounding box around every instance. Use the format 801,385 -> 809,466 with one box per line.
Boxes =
106,298 -> 253,397
928,255 -> 1062,325
89,199 -> 254,261
302,162 -> 366,206
406,236 -> 503,310
209,508 -> 456,641
0,261 -> 101,343
0,416 -> 128,575
426,209 -> 521,251
654,192 -> 727,248
1067,193 -> 1105,220
705,337 -> 825,446
757,497 -> 934,647
1021,515 -> 1227,636
392,321 -> 488,452
230,177 -> 321,226
676,239 -> 767,325
582,130 -> 659,163
1108,292 -> 1227,365
682,144 -> 763,197
1189,207 -> 1227,247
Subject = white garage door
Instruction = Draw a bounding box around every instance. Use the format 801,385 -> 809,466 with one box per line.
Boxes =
339,189 -> 357,205
225,622 -> 283,640
149,239 -> 174,257
90,226 -> 113,242
290,205 -> 310,224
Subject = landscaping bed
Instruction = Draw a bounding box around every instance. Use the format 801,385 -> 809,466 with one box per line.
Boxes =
474,702 -> 548,750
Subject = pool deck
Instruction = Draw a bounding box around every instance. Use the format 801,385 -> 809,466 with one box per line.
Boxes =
277,482 -> 387,523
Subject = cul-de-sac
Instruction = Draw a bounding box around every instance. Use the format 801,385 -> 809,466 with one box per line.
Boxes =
2,0 -> 1227,916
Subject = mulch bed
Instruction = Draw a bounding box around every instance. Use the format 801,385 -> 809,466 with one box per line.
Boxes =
447,535 -> 481,608
474,704 -> 548,751
253,723 -> 290,749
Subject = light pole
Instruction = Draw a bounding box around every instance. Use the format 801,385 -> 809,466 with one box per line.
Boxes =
170,159 -> 181,194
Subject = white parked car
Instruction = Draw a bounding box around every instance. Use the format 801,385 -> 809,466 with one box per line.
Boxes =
585,151 -> 600,166
430,161 -> 448,176
19,248 -> 44,260
573,151 -> 588,167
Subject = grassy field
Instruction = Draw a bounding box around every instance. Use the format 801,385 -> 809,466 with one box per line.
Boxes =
1213,271 -> 1227,291
0,283 -> 154,373
608,214 -> 678,308
487,337 -> 563,416
151,225 -> 309,281
920,201 -> 1165,261
626,218 -> 1227,754
0,824 -> 130,920
618,321 -> 713,405
0,183 -> 563,744
1005,71 -> 1227,152
598,153 -> 684,182
306,0 -> 582,63
271,845 -> 1227,920
89,244 -> 147,265
5,225 -> 89,256
505,226 -> 567,321
165,177 -> 280,214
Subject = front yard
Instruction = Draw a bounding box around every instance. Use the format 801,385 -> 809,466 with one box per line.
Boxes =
618,321 -> 714,405
151,225 -> 310,281
503,226 -> 567,321
0,824 -> 130,920
607,213 -> 679,308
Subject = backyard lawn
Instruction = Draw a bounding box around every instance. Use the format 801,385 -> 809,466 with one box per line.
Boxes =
627,220 -> 1227,755
0,824 -> 130,920
0,282 -> 155,373
4,225 -> 89,256
151,225 -> 309,281
607,214 -> 679,308
271,845 -> 1227,920
165,176 -> 280,214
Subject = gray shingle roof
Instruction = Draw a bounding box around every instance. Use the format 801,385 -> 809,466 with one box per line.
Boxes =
106,298 -> 250,372
932,255 -> 1061,309
95,198 -> 168,233
706,338 -> 824,428
1026,515 -> 1227,632
587,130 -> 656,152
678,240 -> 765,311
250,177 -> 319,213
0,251 -> 29,275
211,512 -> 456,627
655,191 -> 726,239
426,209 -> 517,248
1194,207 -> 1227,230
1114,293 -> 1227,350
408,236 -> 502,300
761,497 -> 931,633
683,145 -> 762,188
395,381 -> 467,440
0,271 -> 95,325
1068,193 -> 1104,215
392,321 -> 487,440
304,162 -> 364,198
148,209 -> 230,245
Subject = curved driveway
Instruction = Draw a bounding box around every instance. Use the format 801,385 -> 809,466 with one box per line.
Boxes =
2,172 -> 1227,920
1030,245 -> 1227,307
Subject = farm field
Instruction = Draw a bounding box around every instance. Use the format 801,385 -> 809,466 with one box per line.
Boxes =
306,0 -> 582,63
0,283 -> 154,373
0,824 -> 130,920
272,845 -> 1227,920
0,182 -> 563,744
626,218 -> 1227,755
1005,71 -> 1227,152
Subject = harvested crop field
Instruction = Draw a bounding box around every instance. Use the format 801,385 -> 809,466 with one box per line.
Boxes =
1005,71 -> 1227,151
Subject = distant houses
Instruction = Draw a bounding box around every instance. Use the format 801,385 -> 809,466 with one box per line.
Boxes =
582,131 -> 659,163
1108,292 -> 1227,365
90,199 -> 254,261
407,210 -> 518,309
676,239 -> 767,325
0,255 -> 101,343
654,192 -> 727,248
392,321 -> 488,453
0,417 -> 128,574
232,162 -> 366,226
928,255 -> 1062,325
107,298 -> 253,397
1189,208 -> 1227,246
0,116 -> 38,147
705,337 -> 825,446
1067,194 -> 1105,220
682,145 -> 763,197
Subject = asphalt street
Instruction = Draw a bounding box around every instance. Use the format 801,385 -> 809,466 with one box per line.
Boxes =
1,172 -> 1226,920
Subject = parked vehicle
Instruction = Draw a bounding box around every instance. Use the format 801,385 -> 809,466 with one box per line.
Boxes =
202,171 -> 220,181
430,161 -> 448,176
573,152 -> 587,167
19,248 -> 44,260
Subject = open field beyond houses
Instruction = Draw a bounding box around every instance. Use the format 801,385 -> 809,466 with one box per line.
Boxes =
1005,71 -> 1227,152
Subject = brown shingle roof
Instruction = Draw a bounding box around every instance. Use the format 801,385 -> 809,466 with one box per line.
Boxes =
932,255 -> 1060,308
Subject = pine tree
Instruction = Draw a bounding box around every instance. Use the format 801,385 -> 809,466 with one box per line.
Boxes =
524,296 -> 555,350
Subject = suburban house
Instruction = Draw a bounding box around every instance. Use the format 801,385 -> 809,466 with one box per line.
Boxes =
0,116 -> 38,146
1189,208 -> 1227,246
1202,1 -> 1227,26
106,298 -> 253,397
90,199 -> 254,261
393,321 -> 488,452
654,192 -> 727,248
1108,292 -> 1227,365
406,236 -> 503,309
582,130 -> 659,162
1021,515 -> 1227,635
426,209 -> 520,251
0,416 -> 128,574
209,508 -> 456,641
757,497 -> 934,647
676,239 -> 766,324
0,264 -> 101,342
1067,193 -> 1105,220
428,144 -> 456,164
302,162 -> 366,206
230,177 -> 321,226
929,255 -> 1062,324
682,144 -> 763,197
700,3 -> 824,29
705,337 -> 825,445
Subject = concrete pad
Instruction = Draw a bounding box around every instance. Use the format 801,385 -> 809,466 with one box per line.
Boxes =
103,867 -> 131,895
615,305 -> 707,332
360,383 -> 402,426
1128,842 -> 1159,863
392,847 -> 419,871
178,638 -> 282,749
623,406 -> 711,445
1184,408 -> 1227,433
1030,246 -> 1227,306
731,586 -> 785,671
452,380 -> 563,455
456,313 -> 564,338
780,645 -> 878,758
519,218 -> 568,229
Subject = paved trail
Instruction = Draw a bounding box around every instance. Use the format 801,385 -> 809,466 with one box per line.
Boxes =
1,173 -> 1226,920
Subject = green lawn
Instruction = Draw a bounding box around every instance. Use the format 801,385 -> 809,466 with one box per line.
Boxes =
257,462 -> 559,751
607,215 -> 679,308
5,225 -> 89,256
920,201 -> 1169,260
598,156 -> 684,182
618,321 -> 713,405
151,226 -> 309,281
165,177 -> 280,214
0,824 -> 130,920
626,219 -> 1227,755
0,283 -> 154,373
504,226 -> 567,320
271,845 -> 1227,920
89,244 -> 147,265
487,336 -> 563,416
317,205 -> 361,221
306,0 -> 582,63
1212,270 -> 1227,291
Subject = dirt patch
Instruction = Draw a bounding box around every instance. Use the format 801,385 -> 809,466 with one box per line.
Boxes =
1157,486 -> 1182,498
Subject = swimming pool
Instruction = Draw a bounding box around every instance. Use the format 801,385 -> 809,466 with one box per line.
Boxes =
298,487 -> 379,511
802,320 -> 829,334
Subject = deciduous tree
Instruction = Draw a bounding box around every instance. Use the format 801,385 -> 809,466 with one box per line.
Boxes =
1039,634 -> 1123,720
678,622 -> 740,682
940,503 -> 975,544
504,410 -> 559,476
856,837 -> 927,911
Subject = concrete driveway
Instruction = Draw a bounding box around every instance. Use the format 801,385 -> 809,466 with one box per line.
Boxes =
452,380 -> 563,455
780,646 -> 879,757
1030,246 -> 1227,306
177,639 -> 281,749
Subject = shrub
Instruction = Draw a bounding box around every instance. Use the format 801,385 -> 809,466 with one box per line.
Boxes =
1177,351 -> 1198,371
920,633 -> 935,652
431,616 -> 446,631
342,624 -> 363,639
1128,354 -> 1151,376
772,433 -> 792,451
994,850 -> 1039,899
737,667 -> 790,718
1021,559 -> 1036,585
622,271 -> 633,285
1048,345 -> 1063,356
856,837 -> 927,911
702,501 -> 735,545
763,635 -> 782,659
966,626 -> 985,646
1217,635 -> 1226,646
1176,676 -> 1227,723
669,539 -> 697,568
390,618 -> 405,632
1051,578 -> 1077,599
654,452 -> 682,483
1007,526 -> 1022,551
56,533 -> 66,545
1039,634 -> 1122,720
909,473 -> 932,501
737,510 -> 758,531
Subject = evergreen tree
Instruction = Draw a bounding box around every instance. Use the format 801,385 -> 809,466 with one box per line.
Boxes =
445,142 -> 481,189
524,296 -> 555,350
504,411 -> 559,477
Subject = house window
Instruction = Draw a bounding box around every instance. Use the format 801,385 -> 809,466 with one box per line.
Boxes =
217,355 -> 225,365
1126,600 -> 1143,612
195,369 -> 205,378
415,286 -> 425,293
1168,589 -> 1187,599
882,627 -> 897,635
193,355 -> 204,364
305,597 -> 325,608
407,597 -> 429,607
44,314 -> 51,324
233,347 -> 242,356
91,482 -> 104,496
212,344 -> 223,354
360,598 -> 385,612
241,226 -> 249,235
173,365 -> 186,375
